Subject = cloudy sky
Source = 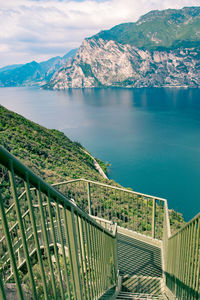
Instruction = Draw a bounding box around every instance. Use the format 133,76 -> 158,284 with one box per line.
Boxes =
0,0 -> 199,67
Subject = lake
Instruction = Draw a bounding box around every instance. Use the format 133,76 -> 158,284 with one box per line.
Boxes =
0,86 -> 200,221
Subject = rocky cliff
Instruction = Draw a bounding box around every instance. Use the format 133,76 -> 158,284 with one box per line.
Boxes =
45,38 -> 200,89
44,7 -> 200,89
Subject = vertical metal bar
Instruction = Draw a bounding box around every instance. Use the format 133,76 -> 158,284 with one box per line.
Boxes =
0,192 -> 25,300
66,207 -> 83,300
46,193 -> 65,300
101,230 -> 107,291
136,195 -> 139,232
189,220 -> 197,288
55,202 -> 71,299
157,200 -> 160,239
106,186 -> 109,220
87,181 -> 92,215
114,189 -> 117,224
152,198 -> 156,239
83,218 -> 94,299
185,224 -> 192,287
85,219 -> 96,297
0,274 -> 6,300
8,166 -> 37,299
146,199 -> 148,234
105,233 -> 109,288
63,203 -> 77,299
193,218 -> 200,291
74,213 -> 87,299
98,229 -> 104,293
89,222 -> 98,297
101,186 -> 104,219
98,228 -> 104,295
24,178 -> 49,300
93,225 -> 101,296
36,188 -> 58,299
178,230 -> 184,285
80,216 -> 91,300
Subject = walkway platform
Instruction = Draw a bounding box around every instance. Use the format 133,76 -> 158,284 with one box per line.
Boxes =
101,232 -> 164,299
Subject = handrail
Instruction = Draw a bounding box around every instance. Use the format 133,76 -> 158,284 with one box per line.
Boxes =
6,178 -> 168,241
164,211 -> 200,299
52,178 -> 167,202
0,145 -> 118,300
52,178 -> 167,239
12,177 -> 167,240
169,212 -> 200,240
0,146 -> 115,238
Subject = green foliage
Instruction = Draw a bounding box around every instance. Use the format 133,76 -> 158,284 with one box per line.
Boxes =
95,159 -> 111,174
0,105 -> 109,186
92,7 -> 200,51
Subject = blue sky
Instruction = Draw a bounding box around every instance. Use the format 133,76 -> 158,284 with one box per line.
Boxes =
0,0 -> 199,67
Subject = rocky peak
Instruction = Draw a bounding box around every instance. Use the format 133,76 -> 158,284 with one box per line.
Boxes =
43,6 -> 200,90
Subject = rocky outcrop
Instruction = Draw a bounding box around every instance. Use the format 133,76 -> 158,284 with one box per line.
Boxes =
45,38 -> 200,89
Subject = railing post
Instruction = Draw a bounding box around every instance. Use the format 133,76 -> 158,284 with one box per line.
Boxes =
87,181 -> 92,215
0,193 -> 25,300
66,207 -> 83,300
152,198 -> 156,239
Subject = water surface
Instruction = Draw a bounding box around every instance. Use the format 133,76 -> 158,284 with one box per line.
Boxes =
1,87 -> 200,221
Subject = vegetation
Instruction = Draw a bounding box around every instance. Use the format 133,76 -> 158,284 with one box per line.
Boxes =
0,105 -> 109,185
92,7 -> 200,51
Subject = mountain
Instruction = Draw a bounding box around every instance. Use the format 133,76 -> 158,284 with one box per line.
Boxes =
0,49 -> 77,87
45,7 -> 200,89
0,64 -> 23,73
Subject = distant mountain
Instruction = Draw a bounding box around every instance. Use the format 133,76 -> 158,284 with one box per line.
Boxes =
0,49 -> 77,87
0,64 -> 23,73
45,7 -> 200,89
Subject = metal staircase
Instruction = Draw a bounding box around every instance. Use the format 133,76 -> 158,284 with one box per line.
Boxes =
0,145 -> 199,299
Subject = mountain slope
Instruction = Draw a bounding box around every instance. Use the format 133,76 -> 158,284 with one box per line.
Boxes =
0,104 -> 107,184
45,6 -> 200,89
0,49 -> 77,87
93,7 -> 200,50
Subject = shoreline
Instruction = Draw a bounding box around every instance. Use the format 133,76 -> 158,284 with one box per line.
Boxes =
82,149 -> 108,179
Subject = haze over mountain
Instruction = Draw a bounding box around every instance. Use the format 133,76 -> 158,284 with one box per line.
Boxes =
0,49 -> 77,87
45,6 -> 200,89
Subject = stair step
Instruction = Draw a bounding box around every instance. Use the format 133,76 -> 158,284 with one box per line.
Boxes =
116,291 -> 163,299
121,275 -> 163,295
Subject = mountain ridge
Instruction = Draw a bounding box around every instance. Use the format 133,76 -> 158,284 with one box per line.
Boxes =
45,6 -> 200,90
91,6 -> 200,50
0,49 -> 77,87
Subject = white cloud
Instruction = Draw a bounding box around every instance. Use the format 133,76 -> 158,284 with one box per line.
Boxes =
0,0 -> 199,67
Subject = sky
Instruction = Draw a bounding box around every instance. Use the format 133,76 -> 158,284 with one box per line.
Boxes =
0,0 -> 200,67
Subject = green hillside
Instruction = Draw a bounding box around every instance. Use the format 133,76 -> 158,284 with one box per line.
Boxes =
92,6 -> 200,50
0,105 -> 108,184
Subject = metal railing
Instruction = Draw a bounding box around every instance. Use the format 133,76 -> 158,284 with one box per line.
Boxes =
1,144 -> 199,299
164,212 -> 200,299
52,179 -> 167,240
0,146 -> 118,300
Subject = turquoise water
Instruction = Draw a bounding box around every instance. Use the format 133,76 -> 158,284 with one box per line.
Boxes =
0,87 -> 200,221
